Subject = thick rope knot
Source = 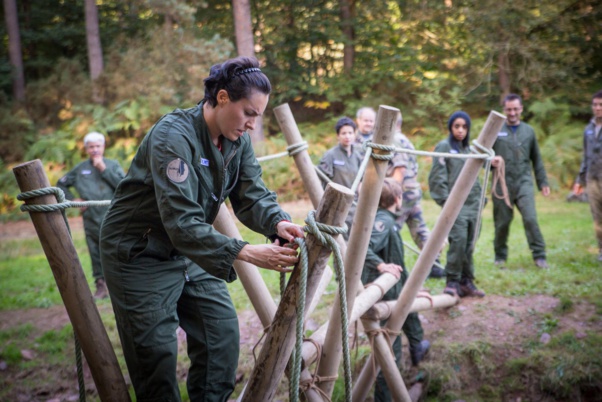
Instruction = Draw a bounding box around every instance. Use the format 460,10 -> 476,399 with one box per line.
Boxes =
364,141 -> 395,161
287,141 -> 309,157
17,186 -> 110,212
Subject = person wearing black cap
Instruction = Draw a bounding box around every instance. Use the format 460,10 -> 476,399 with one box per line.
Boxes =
428,111 -> 486,298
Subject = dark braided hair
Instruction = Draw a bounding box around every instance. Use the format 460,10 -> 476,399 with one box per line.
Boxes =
203,56 -> 271,107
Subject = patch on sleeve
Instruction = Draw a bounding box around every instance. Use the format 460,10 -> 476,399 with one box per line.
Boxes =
438,157 -> 446,166
167,158 -> 189,183
374,221 -> 386,232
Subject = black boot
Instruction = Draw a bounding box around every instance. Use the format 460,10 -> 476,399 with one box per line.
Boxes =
410,340 -> 430,366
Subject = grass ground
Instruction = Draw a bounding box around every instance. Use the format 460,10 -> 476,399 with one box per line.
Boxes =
0,193 -> 601,401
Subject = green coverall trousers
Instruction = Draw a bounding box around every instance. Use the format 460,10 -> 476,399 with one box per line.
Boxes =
493,187 -> 546,261
104,256 -> 239,402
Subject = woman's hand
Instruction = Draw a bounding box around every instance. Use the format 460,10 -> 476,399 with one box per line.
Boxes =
238,242 -> 299,273
276,220 -> 305,243
376,262 -> 403,279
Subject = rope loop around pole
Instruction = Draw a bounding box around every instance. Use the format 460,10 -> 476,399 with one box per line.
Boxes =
17,186 -> 110,212
364,141 -> 395,161
290,210 -> 352,402
287,141 -> 309,157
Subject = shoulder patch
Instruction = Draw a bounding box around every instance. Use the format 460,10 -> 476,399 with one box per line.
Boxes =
167,158 -> 189,183
438,157 -> 446,166
374,221 -> 386,232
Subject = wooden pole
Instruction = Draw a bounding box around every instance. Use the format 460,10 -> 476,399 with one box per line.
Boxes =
274,103 -> 324,209
316,105 -> 399,397
360,319 -> 411,402
275,103 -> 350,401
241,183 -> 354,402
353,110 -> 506,400
12,160 -> 130,402
362,293 -> 458,321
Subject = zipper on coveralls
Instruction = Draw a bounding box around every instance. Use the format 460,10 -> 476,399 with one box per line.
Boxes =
209,144 -> 238,222
184,269 -> 190,282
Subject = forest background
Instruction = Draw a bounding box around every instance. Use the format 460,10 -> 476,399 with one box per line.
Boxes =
1,0 -> 602,218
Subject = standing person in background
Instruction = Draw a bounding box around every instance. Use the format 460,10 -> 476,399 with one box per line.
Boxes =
99,56 -> 304,401
361,178 -> 430,402
317,116 -> 363,239
388,113 -> 445,278
573,89 -> 602,261
56,131 -> 125,299
491,94 -> 550,269
355,106 -> 377,145
429,111 -> 486,298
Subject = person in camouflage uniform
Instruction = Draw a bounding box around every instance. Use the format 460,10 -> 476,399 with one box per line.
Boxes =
355,106 -> 376,146
388,114 -> 445,278
99,57 -> 304,401
361,178 -> 430,402
573,89 -> 602,261
56,131 -> 125,299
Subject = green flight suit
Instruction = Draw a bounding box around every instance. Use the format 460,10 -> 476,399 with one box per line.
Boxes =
100,103 -> 291,401
57,158 -> 125,280
491,122 -> 548,261
362,208 -> 424,402
428,139 -> 481,282
317,144 -> 363,238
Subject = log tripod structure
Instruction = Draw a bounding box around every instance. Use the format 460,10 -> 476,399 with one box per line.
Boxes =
12,104 -> 503,401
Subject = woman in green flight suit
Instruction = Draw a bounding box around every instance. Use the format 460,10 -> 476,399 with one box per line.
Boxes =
428,111 -> 486,298
100,56 -> 304,401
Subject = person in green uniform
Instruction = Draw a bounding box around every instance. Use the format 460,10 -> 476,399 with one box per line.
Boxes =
573,90 -> 602,261
362,178 -> 430,402
429,111 -> 485,298
99,56 -> 304,401
57,131 -> 125,299
491,94 -> 550,269
317,116 -> 362,239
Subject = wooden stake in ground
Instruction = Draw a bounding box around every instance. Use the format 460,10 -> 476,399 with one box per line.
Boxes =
12,159 -> 130,402
352,110 -> 506,401
241,182 -> 354,402
316,105 -> 399,397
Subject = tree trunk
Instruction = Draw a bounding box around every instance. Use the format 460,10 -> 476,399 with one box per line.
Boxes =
498,47 -> 511,103
3,0 -> 25,102
339,0 -> 355,73
84,0 -> 104,103
232,0 -> 265,143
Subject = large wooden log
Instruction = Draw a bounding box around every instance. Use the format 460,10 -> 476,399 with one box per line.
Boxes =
241,183 -> 354,402
12,160 -> 130,402
353,110 -> 506,401
316,105 -> 399,397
